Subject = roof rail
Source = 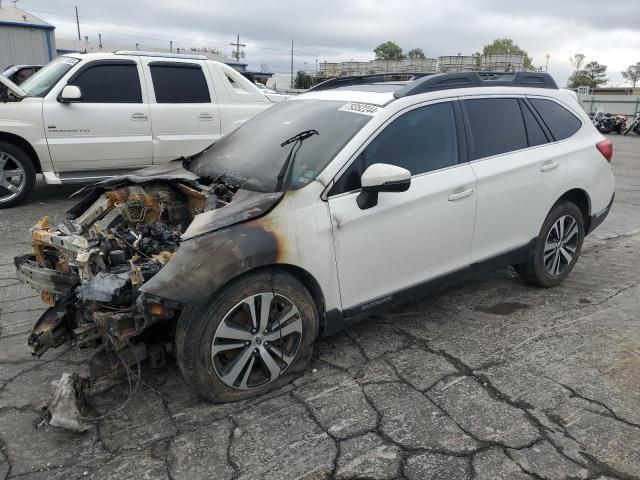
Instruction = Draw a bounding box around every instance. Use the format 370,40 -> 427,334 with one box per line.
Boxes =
114,50 -> 208,60
394,71 -> 558,98
308,73 -> 431,92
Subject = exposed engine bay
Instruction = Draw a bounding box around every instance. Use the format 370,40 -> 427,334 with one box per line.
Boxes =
15,176 -> 240,380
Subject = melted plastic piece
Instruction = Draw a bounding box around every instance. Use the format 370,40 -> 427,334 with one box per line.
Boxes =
76,272 -> 129,302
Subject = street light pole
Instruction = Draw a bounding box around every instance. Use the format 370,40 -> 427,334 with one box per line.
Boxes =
545,54 -> 550,72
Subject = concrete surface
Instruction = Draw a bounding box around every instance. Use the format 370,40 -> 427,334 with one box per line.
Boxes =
0,135 -> 639,479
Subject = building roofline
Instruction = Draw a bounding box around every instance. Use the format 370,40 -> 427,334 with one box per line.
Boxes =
0,20 -> 55,30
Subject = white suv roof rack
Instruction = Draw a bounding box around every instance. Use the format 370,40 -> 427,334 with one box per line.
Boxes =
114,51 -> 208,60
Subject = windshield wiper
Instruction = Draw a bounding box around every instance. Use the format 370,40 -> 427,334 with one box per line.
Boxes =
275,129 -> 319,191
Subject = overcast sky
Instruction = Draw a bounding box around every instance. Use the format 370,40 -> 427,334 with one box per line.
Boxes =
18,0 -> 640,86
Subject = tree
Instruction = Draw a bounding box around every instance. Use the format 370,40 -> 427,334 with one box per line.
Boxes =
407,48 -> 426,59
374,41 -> 404,60
570,53 -> 586,73
294,70 -> 313,89
567,60 -> 608,88
482,38 -> 534,70
582,61 -> 608,87
622,62 -> 640,87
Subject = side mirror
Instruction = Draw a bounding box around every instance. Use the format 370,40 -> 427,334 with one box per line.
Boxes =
58,85 -> 82,103
357,163 -> 411,210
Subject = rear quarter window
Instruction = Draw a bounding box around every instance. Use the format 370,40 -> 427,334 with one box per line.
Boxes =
529,98 -> 582,141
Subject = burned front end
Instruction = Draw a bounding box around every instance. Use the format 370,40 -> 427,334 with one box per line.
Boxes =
15,175 -> 214,378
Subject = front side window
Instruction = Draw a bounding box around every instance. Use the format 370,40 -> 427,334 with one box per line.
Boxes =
150,64 -> 210,103
70,63 -> 142,103
464,98 -> 528,160
20,56 -> 79,97
331,102 -> 459,194
529,98 -> 582,141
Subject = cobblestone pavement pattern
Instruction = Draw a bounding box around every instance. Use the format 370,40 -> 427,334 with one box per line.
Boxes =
1,135 -> 639,479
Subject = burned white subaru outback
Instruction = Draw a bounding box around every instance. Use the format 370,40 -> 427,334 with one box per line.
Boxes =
15,72 -> 615,407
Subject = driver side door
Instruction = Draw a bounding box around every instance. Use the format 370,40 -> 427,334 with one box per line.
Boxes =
327,100 -> 477,314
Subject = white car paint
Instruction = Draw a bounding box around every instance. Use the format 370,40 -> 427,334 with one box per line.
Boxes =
0,52 -> 277,181
254,84 -> 615,315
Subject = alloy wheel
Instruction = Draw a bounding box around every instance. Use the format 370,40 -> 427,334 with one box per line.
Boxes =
0,151 -> 26,204
211,292 -> 303,390
543,215 -> 579,276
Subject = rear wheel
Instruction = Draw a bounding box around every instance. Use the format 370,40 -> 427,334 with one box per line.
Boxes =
175,269 -> 319,403
514,202 -> 584,287
0,141 -> 36,209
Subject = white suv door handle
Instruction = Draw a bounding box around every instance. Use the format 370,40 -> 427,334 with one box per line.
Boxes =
540,161 -> 559,172
448,188 -> 474,202
130,113 -> 148,121
198,113 -> 214,121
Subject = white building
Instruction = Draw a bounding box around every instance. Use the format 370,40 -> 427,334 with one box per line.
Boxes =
0,3 -> 55,69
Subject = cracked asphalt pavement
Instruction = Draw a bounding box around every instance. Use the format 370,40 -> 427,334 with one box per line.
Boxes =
1,135 -> 640,479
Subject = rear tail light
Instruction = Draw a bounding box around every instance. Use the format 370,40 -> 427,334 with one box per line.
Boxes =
596,139 -> 613,163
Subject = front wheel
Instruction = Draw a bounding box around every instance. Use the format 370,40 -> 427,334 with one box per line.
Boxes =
175,269 -> 319,403
514,202 -> 584,287
0,141 -> 36,209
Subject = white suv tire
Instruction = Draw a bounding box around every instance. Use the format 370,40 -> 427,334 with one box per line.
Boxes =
515,201 -> 585,287
0,141 -> 36,209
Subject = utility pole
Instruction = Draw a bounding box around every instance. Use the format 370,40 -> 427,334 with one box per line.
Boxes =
229,35 -> 246,62
98,33 -> 102,49
170,40 -> 173,53
290,38 -> 294,88
75,6 -> 81,41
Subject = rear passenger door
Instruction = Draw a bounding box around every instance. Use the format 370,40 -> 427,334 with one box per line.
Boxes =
462,97 -> 566,263
142,60 -> 221,164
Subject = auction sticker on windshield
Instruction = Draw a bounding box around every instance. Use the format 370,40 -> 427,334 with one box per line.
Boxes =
338,103 -> 381,116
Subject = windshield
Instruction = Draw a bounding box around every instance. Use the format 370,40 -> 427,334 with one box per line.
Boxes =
188,100 -> 375,192
20,57 -> 79,97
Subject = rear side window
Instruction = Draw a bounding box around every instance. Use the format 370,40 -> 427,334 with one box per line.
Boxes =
331,101 -> 459,194
529,98 -> 582,141
71,64 -> 142,103
519,100 -> 549,147
464,98 -> 527,159
150,64 -> 210,103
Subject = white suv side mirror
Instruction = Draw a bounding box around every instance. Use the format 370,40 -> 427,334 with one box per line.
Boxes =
58,85 -> 82,103
357,163 -> 411,210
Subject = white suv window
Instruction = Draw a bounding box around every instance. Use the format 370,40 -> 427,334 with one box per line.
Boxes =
331,101 -> 459,194
464,98 -> 528,159
150,63 -> 210,103
70,63 -> 142,103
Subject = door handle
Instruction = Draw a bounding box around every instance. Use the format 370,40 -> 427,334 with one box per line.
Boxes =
448,188 -> 474,202
130,113 -> 148,121
198,113 -> 214,121
540,161 -> 559,172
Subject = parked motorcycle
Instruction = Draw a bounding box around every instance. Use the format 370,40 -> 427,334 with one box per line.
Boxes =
625,113 -> 640,135
592,112 -> 627,134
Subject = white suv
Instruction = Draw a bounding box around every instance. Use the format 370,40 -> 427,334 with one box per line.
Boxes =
0,51 -> 279,208
17,72 -> 615,404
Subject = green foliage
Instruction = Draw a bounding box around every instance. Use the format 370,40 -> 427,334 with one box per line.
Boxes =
294,70 -> 313,89
621,62 -> 640,88
407,48 -> 426,59
567,59 -> 608,88
374,41 -> 404,60
482,38 -> 534,70
570,53 -> 586,72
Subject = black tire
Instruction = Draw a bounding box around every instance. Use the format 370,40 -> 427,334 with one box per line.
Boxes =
514,201 -> 584,287
175,269 -> 319,403
0,141 -> 36,209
